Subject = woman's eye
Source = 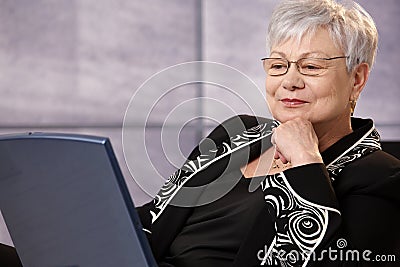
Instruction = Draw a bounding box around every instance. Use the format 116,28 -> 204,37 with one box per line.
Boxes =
271,64 -> 286,69
303,64 -> 323,70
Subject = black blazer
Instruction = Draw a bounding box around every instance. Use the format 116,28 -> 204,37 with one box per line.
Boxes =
0,243 -> 22,267
138,115 -> 400,266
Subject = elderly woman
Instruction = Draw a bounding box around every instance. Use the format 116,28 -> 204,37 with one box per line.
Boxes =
137,0 -> 400,266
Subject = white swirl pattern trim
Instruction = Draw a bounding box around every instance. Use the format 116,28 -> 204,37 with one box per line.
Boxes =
261,173 -> 339,266
150,120 -> 279,223
327,127 -> 381,181
260,123 -> 381,266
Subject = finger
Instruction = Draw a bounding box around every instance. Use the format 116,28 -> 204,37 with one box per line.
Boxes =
271,129 -> 276,146
274,146 -> 288,163
277,151 -> 288,164
274,148 -> 279,159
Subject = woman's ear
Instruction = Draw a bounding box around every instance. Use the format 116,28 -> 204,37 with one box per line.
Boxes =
350,62 -> 369,100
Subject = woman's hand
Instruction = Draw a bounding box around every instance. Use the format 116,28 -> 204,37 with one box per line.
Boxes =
271,118 -> 323,168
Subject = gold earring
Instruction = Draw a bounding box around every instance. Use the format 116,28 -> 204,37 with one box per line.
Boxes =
350,99 -> 357,115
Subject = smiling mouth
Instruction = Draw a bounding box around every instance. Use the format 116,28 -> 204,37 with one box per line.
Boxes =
280,98 -> 309,107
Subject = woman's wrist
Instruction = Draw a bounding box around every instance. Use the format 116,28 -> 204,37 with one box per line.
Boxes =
290,151 -> 323,167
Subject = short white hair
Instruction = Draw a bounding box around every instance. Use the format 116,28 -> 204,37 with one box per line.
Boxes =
267,0 -> 378,72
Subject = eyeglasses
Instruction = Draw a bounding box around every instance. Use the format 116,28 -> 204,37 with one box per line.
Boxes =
261,56 -> 348,76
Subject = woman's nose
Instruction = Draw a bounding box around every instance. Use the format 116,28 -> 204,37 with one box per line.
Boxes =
281,64 -> 305,91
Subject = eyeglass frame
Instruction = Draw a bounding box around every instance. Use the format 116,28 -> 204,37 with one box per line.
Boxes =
261,56 -> 349,76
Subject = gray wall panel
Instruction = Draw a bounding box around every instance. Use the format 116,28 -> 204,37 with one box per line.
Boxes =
355,0 -> 400,126
376,125 -> 400,141
203,0 -> 277,122
0,0 -> 199,126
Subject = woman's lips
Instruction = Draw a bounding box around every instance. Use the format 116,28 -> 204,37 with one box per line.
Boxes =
280,98 -> 309,107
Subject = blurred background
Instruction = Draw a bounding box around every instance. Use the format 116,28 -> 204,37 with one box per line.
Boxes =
0,0 -> 399,246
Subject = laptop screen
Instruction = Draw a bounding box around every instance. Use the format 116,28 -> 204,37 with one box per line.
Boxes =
0,133 -> 156,267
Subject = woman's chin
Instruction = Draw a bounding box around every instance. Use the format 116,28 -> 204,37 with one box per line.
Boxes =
273,113 -> 310,123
